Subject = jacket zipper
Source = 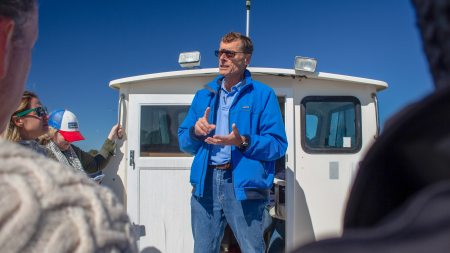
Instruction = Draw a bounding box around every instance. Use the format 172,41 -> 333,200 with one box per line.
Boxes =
199,84 -> 220,196
228,79 -> 252,196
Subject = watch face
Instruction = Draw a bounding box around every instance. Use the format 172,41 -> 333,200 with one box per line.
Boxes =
239,136 -> 249,150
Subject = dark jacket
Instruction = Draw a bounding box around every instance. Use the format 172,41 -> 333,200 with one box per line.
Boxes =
71,139 -> 115,174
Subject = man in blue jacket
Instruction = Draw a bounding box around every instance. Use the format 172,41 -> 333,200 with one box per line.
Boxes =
178,32 -> 288,253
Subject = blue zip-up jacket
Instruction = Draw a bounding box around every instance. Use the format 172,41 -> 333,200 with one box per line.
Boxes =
178,70 -> 288,200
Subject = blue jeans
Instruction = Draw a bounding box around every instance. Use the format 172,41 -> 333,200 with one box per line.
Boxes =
263,208 -> 285,253
191,168 -> 267,253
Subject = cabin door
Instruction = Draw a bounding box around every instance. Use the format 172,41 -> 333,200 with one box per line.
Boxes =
292,96 -> 362,244
127,94 -> 194,252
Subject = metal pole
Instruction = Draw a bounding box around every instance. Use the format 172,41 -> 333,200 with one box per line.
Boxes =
117,93 -> 125,140
246,0 -> 251,37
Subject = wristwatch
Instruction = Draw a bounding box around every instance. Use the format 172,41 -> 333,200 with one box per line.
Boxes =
238,135 -> 250,151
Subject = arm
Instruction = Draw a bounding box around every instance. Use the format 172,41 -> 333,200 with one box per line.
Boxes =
72,139 -> 115,174
243,90 -> 287,161
73,124 -> 122,173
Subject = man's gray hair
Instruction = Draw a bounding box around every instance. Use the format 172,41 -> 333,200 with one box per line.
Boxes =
0,0 -> 36,39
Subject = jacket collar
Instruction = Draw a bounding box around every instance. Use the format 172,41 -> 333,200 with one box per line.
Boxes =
206,69 -> 253,94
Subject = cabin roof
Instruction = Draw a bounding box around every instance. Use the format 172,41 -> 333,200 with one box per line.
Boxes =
109,67 -> 388,91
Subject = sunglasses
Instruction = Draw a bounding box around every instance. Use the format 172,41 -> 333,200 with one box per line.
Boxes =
15,106 -> 48,118
214,49 -> 246,58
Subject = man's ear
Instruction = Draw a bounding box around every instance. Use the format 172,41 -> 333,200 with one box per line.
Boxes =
0,17 -> 15,79
244,55 -> 251,66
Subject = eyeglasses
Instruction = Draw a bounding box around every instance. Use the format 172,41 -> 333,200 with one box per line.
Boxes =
15,106 -> 48,118
215,49 -> 246,58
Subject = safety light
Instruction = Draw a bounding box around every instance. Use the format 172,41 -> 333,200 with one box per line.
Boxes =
178,51 -> 201,68
294,56 -> 317,73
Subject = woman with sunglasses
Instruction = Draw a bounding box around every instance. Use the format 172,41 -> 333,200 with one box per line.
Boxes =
2,91 -> 50,156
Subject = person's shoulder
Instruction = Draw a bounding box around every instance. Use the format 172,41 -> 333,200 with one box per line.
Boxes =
248,78 -> 274,94
1,139 -> 48,162
244,71 -> 271,90
194,83 -> 220,100
70,143 -> 80,150
196,88 -> 211,96
0,140 -> 80,181
70,143 -> 83,153
0,139 -> 137,252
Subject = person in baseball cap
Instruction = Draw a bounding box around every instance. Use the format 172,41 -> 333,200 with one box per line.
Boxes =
48,109 -> 85,142
42,109 -> 123,184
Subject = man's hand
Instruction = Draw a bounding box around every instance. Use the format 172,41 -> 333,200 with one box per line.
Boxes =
205,123 -> 244,146
194,107 -> 216,136
108,124 -> 124,140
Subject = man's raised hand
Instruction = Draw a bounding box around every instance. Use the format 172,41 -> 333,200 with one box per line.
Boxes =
194,107 -> 216,136
205,123 -> 243,146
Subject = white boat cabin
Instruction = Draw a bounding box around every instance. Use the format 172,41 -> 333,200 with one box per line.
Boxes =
104,67 -> 388,252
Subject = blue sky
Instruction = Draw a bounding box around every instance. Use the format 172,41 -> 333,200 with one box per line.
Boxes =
27,0 -> 433,151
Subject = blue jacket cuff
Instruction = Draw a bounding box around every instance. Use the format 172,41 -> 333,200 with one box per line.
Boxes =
189,126 -> 206,142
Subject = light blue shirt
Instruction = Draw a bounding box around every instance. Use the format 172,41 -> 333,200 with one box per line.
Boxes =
210,79 -> 244,165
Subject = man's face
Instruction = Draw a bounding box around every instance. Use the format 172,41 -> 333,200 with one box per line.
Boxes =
53,131 -> 72,151
0,7 -> 38,132
218,40 -> 251,80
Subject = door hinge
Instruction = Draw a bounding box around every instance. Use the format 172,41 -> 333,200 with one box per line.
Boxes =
132,222 -> 146,239
130,150 -> 135,170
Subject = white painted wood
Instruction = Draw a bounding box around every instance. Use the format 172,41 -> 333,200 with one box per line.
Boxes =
139,169 -> 193,252
126,93 -> 140,235
126,94 -> 194,251
109,67 -> 388,91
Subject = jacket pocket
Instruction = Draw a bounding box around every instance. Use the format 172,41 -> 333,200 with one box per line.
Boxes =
231,107 -> 253,133
233,158 -> 270,189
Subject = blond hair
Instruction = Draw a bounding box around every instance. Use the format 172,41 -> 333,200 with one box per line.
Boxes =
2,91 -> 38,141
38,126 -> 57,145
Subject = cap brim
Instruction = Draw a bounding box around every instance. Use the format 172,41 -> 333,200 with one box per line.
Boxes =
59,130 -> 85,142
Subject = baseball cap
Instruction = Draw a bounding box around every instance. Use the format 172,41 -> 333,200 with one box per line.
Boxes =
48,109 -> 85,142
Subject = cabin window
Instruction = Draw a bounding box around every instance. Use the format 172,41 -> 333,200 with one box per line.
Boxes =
140,105 -> 191,157
301,96 -> 361,153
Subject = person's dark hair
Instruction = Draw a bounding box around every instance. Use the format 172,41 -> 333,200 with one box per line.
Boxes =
221,32 -> 254,55
0,0 -> 36,40
412,0 -> 450,90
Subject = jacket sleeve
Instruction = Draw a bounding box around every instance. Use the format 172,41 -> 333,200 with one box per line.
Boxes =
242,90 -> 288,161
178,92 -> 206,155
72,139 -> 116,173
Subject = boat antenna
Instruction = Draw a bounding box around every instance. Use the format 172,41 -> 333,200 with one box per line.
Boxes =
246,0 -> 251,37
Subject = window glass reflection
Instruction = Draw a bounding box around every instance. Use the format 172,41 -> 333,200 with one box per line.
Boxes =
303,98 -> 360,152
140,105 -> 190,157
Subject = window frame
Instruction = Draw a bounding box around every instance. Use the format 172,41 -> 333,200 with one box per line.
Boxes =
300,96 -> 362,154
